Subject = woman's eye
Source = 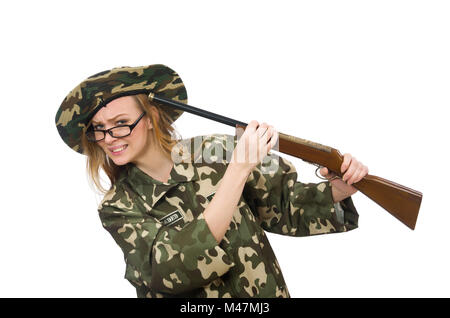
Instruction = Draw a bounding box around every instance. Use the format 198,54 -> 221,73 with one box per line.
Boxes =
93,119 -> 127,129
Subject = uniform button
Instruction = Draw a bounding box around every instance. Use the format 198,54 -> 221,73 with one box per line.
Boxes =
179,185 -> 186,191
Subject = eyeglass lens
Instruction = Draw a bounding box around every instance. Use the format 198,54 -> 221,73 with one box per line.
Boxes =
89,126 -> 131,141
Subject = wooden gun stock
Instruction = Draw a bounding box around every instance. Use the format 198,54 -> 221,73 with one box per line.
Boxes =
272,130 -> 422,230
148,93 -> 423,230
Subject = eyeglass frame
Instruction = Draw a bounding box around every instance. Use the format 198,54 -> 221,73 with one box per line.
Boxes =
86,111 -> 147,142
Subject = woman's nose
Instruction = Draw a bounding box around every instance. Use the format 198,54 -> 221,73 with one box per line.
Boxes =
104,131 -> 117,144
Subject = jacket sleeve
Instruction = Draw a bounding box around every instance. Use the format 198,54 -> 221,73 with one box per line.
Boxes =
98,185 -> 235,296
242,153 -> 359,237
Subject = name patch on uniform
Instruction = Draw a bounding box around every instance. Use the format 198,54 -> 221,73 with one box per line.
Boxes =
159,210 -> 183,226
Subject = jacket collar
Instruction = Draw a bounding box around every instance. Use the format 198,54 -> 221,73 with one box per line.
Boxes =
127,160 -> 199,184
122,160 -> 199,209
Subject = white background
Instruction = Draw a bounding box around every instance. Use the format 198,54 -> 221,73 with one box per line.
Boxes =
1,0 -> 448,297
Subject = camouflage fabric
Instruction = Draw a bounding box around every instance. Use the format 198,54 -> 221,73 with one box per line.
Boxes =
98,134 -> 359,298
55,64 -> 187,155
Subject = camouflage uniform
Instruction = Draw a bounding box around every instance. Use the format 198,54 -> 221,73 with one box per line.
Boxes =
98,134 -> 359,298
54,64 -> 359,298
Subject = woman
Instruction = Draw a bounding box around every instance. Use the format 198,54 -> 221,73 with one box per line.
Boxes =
55,64 -> 368,298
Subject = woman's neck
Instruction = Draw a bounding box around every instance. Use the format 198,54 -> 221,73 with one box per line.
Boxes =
134,143 -> 174,183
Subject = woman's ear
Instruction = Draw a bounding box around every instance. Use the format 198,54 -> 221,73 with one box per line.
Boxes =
146,116 -> 153,130
147,106 -> 160,130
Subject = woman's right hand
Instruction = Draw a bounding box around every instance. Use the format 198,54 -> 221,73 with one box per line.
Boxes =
230,120 -> 279,174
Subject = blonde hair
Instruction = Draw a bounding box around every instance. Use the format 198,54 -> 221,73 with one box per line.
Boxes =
81,93 -> 181,194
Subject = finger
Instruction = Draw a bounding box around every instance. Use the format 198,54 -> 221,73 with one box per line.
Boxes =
262,127 -> 274,153
264,126 -> 275,144
341,153 -> 352,173
265,129 -> 277,154
320,167 -> 338,181
266,125 -> 274,139
262,125 -> 273,140
257,126 -> 269,152
342,157 -> 357,183
356,165 -> 369,183
354,166 -> 368,183
256,122 -> 269,138
253,124 -> 269,163
246,120 -> 259,133
347,165 -> 362,185
259,126 -> 274,151
348,162 -> 368,184
268,129 -> 278,150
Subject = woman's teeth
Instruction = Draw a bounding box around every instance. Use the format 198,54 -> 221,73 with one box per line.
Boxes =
112,145 -> 127,153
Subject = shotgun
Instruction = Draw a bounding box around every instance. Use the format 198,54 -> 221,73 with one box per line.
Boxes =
148,92 -> 422,230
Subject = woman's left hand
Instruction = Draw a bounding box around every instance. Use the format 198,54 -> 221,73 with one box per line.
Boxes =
319,153 -> 369,203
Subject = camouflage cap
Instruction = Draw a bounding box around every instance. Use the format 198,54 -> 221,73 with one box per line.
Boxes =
55,64 -> 188,155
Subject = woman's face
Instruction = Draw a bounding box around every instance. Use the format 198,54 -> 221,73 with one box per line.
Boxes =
91,95 -> 152,166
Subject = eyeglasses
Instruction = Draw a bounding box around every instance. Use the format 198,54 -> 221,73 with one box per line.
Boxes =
86,112 -> 146,142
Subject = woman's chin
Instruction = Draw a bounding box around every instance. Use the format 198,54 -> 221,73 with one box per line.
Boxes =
110,156 -> 130,166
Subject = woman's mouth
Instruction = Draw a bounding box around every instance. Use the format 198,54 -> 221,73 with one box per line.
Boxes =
110,145 -> 128,155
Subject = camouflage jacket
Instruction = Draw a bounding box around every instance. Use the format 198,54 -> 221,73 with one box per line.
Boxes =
97,134 -> 359,298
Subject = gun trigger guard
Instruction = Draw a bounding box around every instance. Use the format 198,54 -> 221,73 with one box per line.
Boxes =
315,166 -> 341,182
315,166 -> 328,180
